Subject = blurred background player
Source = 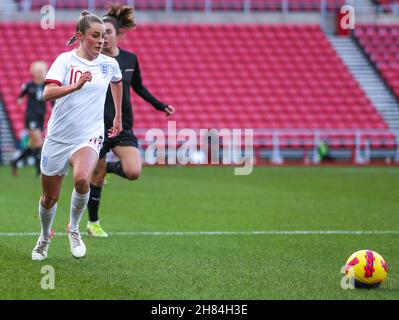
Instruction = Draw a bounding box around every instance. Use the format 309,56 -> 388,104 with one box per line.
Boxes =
31,11 -> 123,261
318,139 -> 335,163
86,4 -> 175,237
11,60 -> 48,177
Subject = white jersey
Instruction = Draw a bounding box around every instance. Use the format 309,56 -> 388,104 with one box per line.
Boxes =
44,49 -> 122,144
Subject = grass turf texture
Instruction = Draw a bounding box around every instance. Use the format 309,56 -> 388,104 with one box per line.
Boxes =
0,165 -> 398,299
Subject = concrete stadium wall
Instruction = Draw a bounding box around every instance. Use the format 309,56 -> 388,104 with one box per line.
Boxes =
0,9 -> 398,25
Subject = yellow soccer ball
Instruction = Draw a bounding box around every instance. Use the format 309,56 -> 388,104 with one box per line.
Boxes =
345,249 -> 388,288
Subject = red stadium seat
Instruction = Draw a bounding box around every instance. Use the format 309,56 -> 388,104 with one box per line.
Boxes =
354,25 -> 399,102
0,23 -> 389,141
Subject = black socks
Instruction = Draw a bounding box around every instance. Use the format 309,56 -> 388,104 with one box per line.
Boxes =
87,184 -> 103,222
106,161 -> 127,179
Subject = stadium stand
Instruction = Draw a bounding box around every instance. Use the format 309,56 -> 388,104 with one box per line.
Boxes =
16,0 -> 345,11
0,22 -> 393,158
373,0 -> 399,12
354,24 -> 399,102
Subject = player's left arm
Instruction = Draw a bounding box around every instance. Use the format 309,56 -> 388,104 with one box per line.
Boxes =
108,80 -> 123,138
17,83 -> 28,105
131,59 -> 175,117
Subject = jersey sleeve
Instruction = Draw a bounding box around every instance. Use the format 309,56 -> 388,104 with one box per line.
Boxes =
45,53 -> 67,86
131,58 -> 168,111
111,58 -> 122,83
18,82 -> 29,98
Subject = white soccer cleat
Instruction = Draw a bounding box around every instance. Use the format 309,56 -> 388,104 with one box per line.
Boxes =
32,237 -> 51,261
32,228 -> 54,261
67,225 -> 86,258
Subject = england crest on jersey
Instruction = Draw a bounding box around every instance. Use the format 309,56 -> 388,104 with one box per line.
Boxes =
100,63 -> 111,76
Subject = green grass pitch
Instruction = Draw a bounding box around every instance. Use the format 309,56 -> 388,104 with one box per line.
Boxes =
0,165 -> 398,299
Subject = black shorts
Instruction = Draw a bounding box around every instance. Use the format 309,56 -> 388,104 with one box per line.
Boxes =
99,129 -> 139,159
25,114 -> 44,131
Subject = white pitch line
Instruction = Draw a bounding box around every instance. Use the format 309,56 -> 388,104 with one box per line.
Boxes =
0,230 -> 399,237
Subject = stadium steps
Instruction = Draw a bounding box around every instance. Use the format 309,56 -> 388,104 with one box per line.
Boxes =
361,0 -> 378,9
0,0 -> 17,14
0,98 -> 16,164
349,0 -> 378,12
0,0 -> 17,21
328,35 -> 399,130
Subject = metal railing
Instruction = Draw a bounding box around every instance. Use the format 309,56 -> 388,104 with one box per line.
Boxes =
251,129 -> 399,164
132,128 -> 399,165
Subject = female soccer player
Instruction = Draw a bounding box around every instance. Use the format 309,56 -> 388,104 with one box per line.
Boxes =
11,61 -> 48,177
31,11 -> 123,260
86,4 -> 174,237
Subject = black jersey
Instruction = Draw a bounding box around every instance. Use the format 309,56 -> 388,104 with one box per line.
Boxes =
18,81 -> 46,118
103,48 -> 168,130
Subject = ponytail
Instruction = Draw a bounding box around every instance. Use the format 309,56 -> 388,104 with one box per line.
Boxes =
104,3 -> 136,34
66,33 -> 77,46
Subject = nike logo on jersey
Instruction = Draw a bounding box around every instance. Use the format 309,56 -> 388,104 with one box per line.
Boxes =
125,68 -> 134,72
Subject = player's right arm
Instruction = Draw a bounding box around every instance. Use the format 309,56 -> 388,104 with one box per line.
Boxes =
43,71 -> 92,102
43,52 -> 92,102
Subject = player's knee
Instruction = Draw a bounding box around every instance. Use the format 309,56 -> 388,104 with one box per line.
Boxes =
74,176 -> 90,194
91,175 -> 105,187
41,194 -> 58,209
31,141 -> 42,149
90,177 -> 104,188
124,168 -> 141,180
91,159 -> 106,186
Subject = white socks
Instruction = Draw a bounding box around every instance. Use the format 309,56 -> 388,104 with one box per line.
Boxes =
39,200 -> 57,240
39,189 -> 89,237
69,189 -> 90,232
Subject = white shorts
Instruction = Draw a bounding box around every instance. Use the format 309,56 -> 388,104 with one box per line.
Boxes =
40,137 -> 103,176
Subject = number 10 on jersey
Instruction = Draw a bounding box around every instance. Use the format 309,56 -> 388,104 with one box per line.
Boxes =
70,68 -> 83,84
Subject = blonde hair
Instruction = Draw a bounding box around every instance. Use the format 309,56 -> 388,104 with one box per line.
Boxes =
30,60 -> 48,77
66,10 -> 104,46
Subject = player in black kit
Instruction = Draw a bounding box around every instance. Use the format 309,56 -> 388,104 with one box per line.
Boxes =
11,60 -> 48,176
86,4 -> 175,237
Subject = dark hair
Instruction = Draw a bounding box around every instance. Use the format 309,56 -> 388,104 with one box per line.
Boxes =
66,10 -> 104,46
103,3 -> 136,35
